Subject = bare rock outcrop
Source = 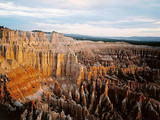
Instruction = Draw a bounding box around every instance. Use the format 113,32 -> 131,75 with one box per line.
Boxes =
0,27 -> 160,120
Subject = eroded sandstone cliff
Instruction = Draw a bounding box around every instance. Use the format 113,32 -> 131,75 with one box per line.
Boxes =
0,27 -> 160,120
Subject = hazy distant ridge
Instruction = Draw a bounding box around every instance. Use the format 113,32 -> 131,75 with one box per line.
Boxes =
64,34 -> 160,42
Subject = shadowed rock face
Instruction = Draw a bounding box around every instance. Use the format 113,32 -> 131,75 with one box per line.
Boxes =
0,27 -> 160,120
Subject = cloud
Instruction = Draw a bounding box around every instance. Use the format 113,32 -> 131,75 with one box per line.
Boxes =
0,2 -> 83,17
35,22 -> 160,37
155,22 -> 160,24
0,0 -> 160,37
38,0 -> 160,10
85,17 -> 160,29
43,0 -> 127,10
40,0 -> 108,9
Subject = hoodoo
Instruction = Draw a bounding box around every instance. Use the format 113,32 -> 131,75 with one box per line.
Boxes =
0,27 -> 160,120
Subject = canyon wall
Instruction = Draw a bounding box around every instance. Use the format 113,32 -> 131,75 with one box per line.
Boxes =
0,27 -> 160,120
0,28 -> 84,87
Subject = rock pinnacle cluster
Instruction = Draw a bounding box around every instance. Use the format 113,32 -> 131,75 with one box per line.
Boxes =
0,26 -> 160,120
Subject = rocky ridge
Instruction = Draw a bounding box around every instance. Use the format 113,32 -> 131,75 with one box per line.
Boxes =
0,27 -> 160,120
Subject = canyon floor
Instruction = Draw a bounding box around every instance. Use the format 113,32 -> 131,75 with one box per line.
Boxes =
0,27 -> 160,120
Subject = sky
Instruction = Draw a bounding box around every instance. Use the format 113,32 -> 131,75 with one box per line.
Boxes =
0,0 -> 160,37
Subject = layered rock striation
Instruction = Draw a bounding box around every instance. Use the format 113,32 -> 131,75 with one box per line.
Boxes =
0,27 -> 160,120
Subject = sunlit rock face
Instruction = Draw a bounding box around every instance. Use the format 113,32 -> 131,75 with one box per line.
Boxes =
0,27 -> 160,120
0,28 -> 84,85
0,54 -> 47,103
